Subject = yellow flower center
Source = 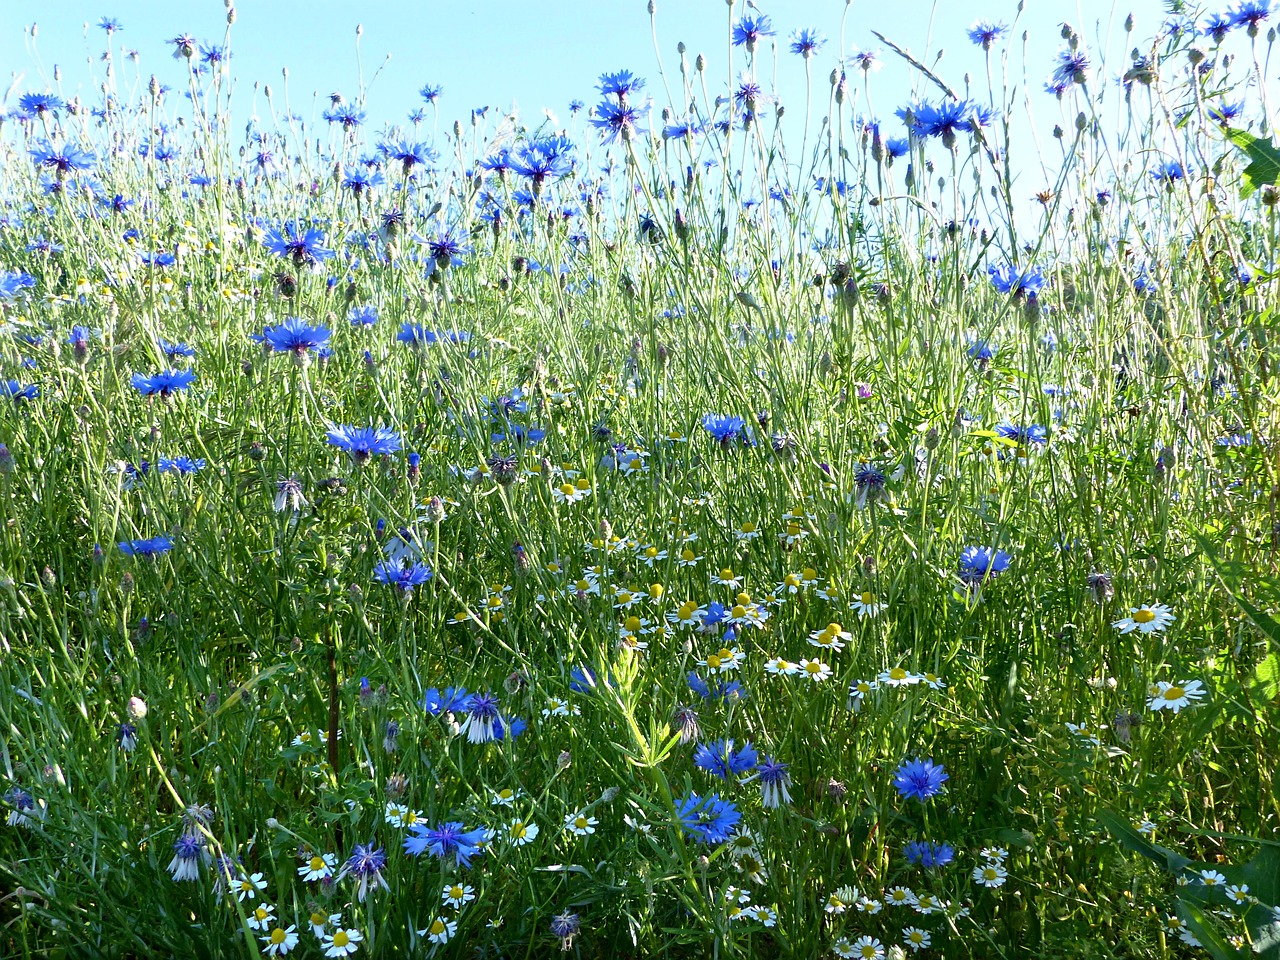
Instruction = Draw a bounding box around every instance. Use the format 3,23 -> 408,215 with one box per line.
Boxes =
706,654 -> 721,669
310,856 -> 325,871
681,549 -> 696,562
449,885 -> 464,898
984,868 -> 998,880
679,602 -> 697,618
890,667 -> 908,681
332,931 -> 349,947
575,817 -> 588,829
575,478 -> 590,490
430,919 -> 447,935
310,912 -> 325,927
806,662 -> 823,674
271,928 -> 287,945
828,622 -> 842,633
787,523 -> 801,535
625,616 -> 641,632
405,810 -> 418,825
559,483 -> 575,496
717,647 -> 733,661
649,584 -> 663,598
720,569 -> 734,580
512,822 -> 527,838
741,523 -> 756,533
1164,685 -> 1185,700
575,580 -> 590,592
785,574 -> 800,587
803,568 -> 817,579
255,908 -> 268,922
1134,608 -> 1156,624
498,789 -> 514,800
732,605 -> 747,618
645,547 -> 659,557
861,592 -> 874,605
617,592 -> 633,604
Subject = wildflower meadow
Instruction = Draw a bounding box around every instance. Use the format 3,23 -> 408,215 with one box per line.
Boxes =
2,1 -> 1280,957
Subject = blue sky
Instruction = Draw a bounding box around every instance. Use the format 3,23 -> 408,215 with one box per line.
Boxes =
3,0 -> 1175,145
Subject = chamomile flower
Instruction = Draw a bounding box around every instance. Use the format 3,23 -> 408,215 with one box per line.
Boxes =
564,811 -> 599,836
878,666 -> 922,687
850,591 -> 886,617
980,847 -> 1009,863
1147,679 -> 1206,713
847,677 -> 879,711
550,479 -> 591,504
1198,869 -> 1227,888
902,926 -> 931,951
491,787 -> 523,806
765,656 -> 800,676
542,697 -> 579,718
825,888 -> 854,914
261,924 -> 300,956
754,904 -> 779,926
855,895 -> 883,914
712,567 -> 744,589
246,903 -> 277,931
298,852 -> 337,882
849,935 -> 886,959
698,646 -> 745,673
419,917 -> 457,944
677,547 -> 704,567
886,886 -> 918,907
442,882 -> 476,908
809,622 -> 852,650
973,862 -> 1008,887
233,872 -> 268,902
637,544 -> 668,565
384,802 -> 424,829
309,911 -> 339,939
735,522 -> 762,541
1225,883 -> 1251,904
921,671 -> 946,690
322,926 -> 363,957
913,893 -> 943,915
507,818 -> 539,846
1112,602 -> 1175,634
800,658 -> 832,682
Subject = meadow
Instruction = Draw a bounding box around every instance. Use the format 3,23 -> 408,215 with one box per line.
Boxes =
1,1 -> 1279,957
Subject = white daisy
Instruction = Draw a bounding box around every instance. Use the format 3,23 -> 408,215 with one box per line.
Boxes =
973,862 -> 1008,887
261,924 -> 300,956
418,917 -> 456,944
442,882 -> 476,909
1147,679 -> 1206,713
564,811 -> 598,836
322,927 -> 362,957
799,659 -> 832,682
1112,602 -> 1175,634
850,590 -> 886,618
298,852 -> 337,882
507,818 -> 539,846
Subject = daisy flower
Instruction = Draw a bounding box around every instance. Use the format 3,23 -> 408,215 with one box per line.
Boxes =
298,852 -> 337,882
712,567 -> 744,589
1225,883 -> 1251,904
847,678 -> 879,711
799,659 -> 832,682
491,787 -> 522,806
886,886 -> 918,907
667,600 -> 706,627
309,911 -> 340,939
809,622 -> 851,650
765,656 -> 800,676
384,803 -> 424,829
698,646 -> 745,673
233,872 -> 268,902
973,862 -> 1008,887
735,522 -> 761,541
1147,679 -> 1206,713
878,666 -> 922,687
550,480 -> 591,504
246,903 -> 277,931
322,927 -> 363,957
677,547 -> 703,567
261,924 -> 300,956
442,882 -> 476,909
800,568 -> 822,588
420,917 -> 457,944
850,935 -> 885,959
507,818 -> 539,846
903,926 -> 931,951
564,811 -> 598,836
1112,602 -> 1175,634
850,591 -> 886,617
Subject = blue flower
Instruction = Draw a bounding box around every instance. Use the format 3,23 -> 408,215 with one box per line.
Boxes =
509,135 -> 576,186
325,425 -> 401,463
495,716 -> 527,740
1208,100 -> 1246,125
131,369 -> 196,397
674,793 -> 741,844
902,99 -> 991,146
892,758 -> 950,802
419,83 -> 444,104
157,339 -> 195,360
322,106 -> 366,130
348,305 -> 378,327
569,666 -> 600,694
958,546 -> 1013,583
968,20 -> 1008,48
0,271 -> 36,300
1231,1 -> 1273,31
18,93 -> 65,115
967,340 -> 997,361
903,840 -> 955,869
403,821 -> 489,867
1151,160 -> 1185,184
1202,11 -> 1234,41
373,560 -> 433,593
423,686 -> 471,715
1,381 -> 39,401
29,140 -> 96,174
118,535 -> 174,557
426,229 -> 471,267
462,692 -> 502,743
591,100 -> 645,144
756,756 -> 792,807
885,137 -> 910,158
261,316 -> 332,356
338,842 -> 388,901
342,169 -> 385,195
382,138 -> 439,175
1052,48 -> 1090,88
789,28 -> 826,57
156,456 -> 206,475
598,70 -> 646,100
693,739 -> 759,779
701,414 -> 746,445
732,14 -> 775,48
262,222 -> 334,266
995,423 -> 1047,445
988,263 -> 1045,298
98,16 -> 123,32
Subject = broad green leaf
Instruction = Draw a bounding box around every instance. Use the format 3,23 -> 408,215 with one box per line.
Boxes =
1097,809 -> 1192,875
1225,127 -> 1280,198
1177,901 -> 1245,960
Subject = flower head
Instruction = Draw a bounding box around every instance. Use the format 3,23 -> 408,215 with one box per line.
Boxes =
892,758 -> 949,802
326,425 -> 401,463
262,221 -> 334,267
338,843 -> 388,901
674,792 -> 741,844
403,821 -> 490,867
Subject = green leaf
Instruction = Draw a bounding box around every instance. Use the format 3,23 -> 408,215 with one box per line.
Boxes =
1097,809 -> 1192,875
1177,901 -> 1245,960
1225,127 -> 1280,199
1252,653 -> 1280,709
1193,534 -> 1280,645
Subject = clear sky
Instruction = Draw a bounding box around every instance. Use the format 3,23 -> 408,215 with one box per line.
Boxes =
3,0 -> 1174,149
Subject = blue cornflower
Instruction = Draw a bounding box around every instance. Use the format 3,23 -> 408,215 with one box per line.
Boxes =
170,34 -> 197,58
403,821 -> 489,867
338,842 -> 388,902
958,546 -> 1013,583
701,602 -> 729,628
591,100 -> 645,144
598,69 -> 646,101
98,16 -> 123,32
674,792 -> 741,845
373,560 -> 433,593
426,229 -> 471,267
156,456 -> 206,475
1052,48 -> 1090,88
995,423 -> 1048,445
1203,11 -> 1234,41
490,387 -> 529,417
569,666 -> 600,694
0,271 -> 36,300
1151,160 -> 1185,184
117,722 -> 138,751
495,716 -> 527,740
702,414 -> 746,445
967,340 -> 997,362
892,758 -> 950,802
1,381 -> 39,401
322,106 -> 365,130
968,20 -> 1008,48
397,322 -> 439,346
131,369 -> 196,397
168,832 -> 207,881
732,14 -> 775,49
419,83 -> 443,104
118,535 -> 174,557
198,42 -> 228,66
903,99 -> 989,147
29,140 -> 96,174
903,840 -> 956,869
342,168 -> 385,196
789,28 -> 826,57
508,135 -> 576,186
462,692 -> 502,743
1208,100 -> 1246,125
18,93 -> 65,115
158,339 -> 196,360
262,221 -> 334,267
423,686 -> 471,715
261,317 -> 332,357
326,425 -> 401,463
382,138 -> 438,176
139,251 -> 175,268
348,305 -> 378,327
755,756 -> 792,808
1231,0 -> 1273,32
885,137 -> 910,158
988,263 -> 1046,298
693,739 -> 759,779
